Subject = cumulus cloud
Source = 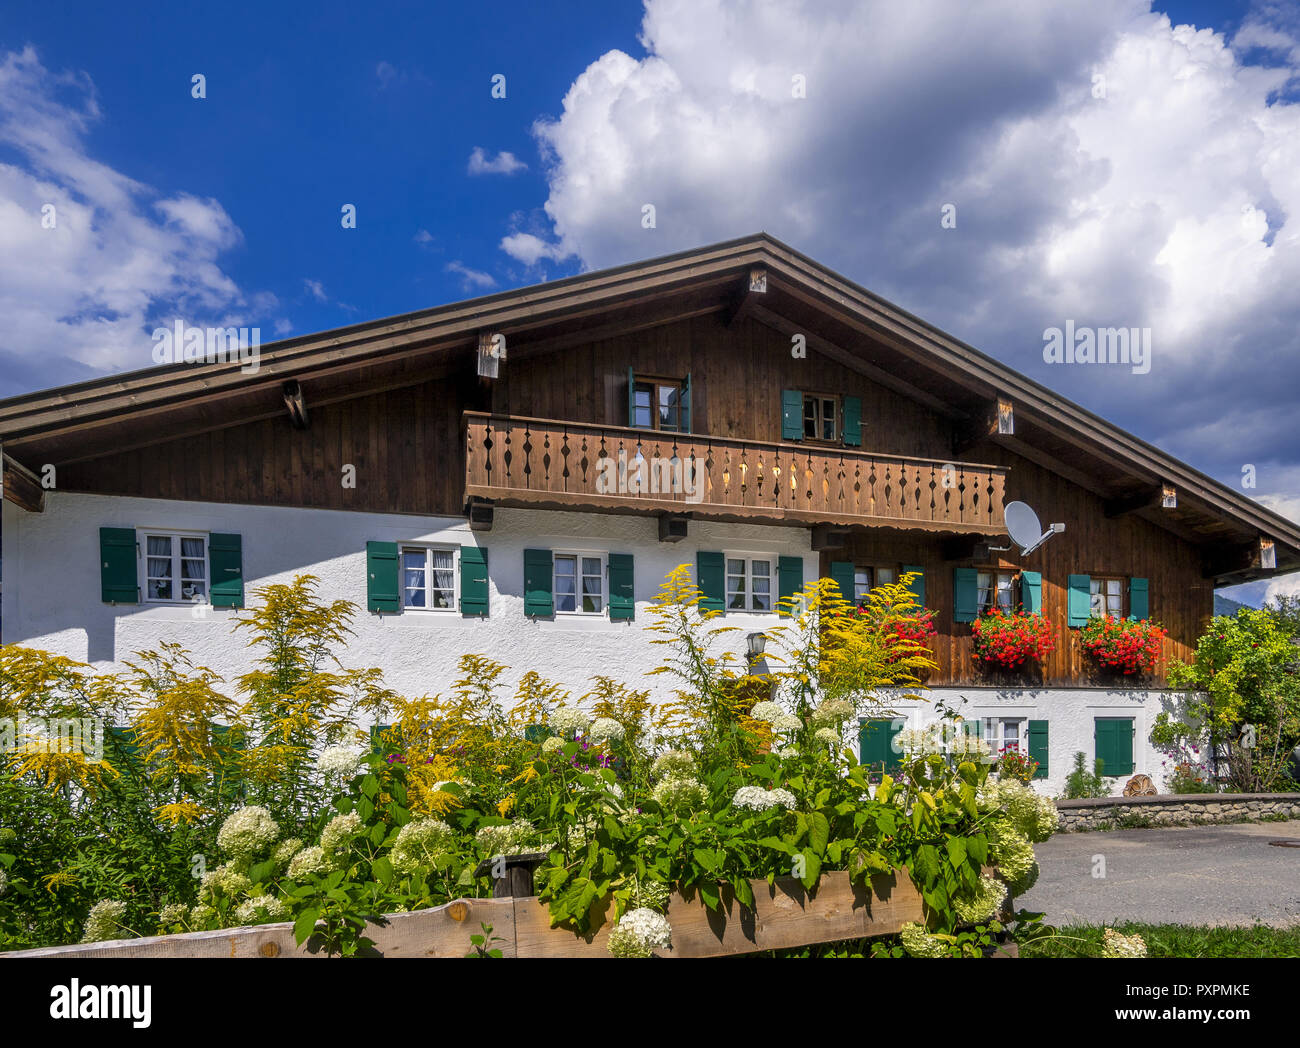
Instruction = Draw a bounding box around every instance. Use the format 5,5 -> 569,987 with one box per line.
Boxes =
523,0 -> 1300,518
0,46 -> 260,397
445,259 -> 497,291
467,147 -> 528,175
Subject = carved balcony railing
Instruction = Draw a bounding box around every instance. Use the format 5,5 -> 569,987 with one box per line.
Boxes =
464,412 -> 1008,534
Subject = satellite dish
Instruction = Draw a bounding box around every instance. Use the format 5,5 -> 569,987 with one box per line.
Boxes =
1002,500 -> 1065,557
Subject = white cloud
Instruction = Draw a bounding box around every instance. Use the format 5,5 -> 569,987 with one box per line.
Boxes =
445,260 -> 497,291
303,278 -> 328,302
414,228 -> 434,245
468,147 -> 528,176
523,0 -> 1300,500
500,232 -> 574,265
0,46 -> 261,395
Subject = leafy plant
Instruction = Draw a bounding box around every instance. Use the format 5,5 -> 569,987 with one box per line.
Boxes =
1061,751 -> 1109,799
971,609 -> 1055,670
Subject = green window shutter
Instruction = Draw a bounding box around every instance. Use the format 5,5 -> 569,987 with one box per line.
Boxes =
1028,720 -> 1049,779
902,565 -> 925,608
859,719 -> 904,773
781,389 -> 803,441
953,567 -> 978,623
628,366 -> 637,427
777,555 -> 803,616
459,546 -> 489,617
1067,574 -> 1091,627
842,395 -> 862,447
107,725 -> 141,767
963,718 -> 982,738
1128,577 -> 1148,621
212,723 -> 246,800
696,551 -> 724,613
209,533 -> 244,608
609,553 -> 634,621
524,724 -> 549,744
1094,718 -> 1134,777
1020,570 -> 1043,614
524,548 -> 554,617
682,373 -> 692,434
370,723 -> 392,755
366,541 -> 400,613
99,527 -> 139,604
829,560 -> 855,604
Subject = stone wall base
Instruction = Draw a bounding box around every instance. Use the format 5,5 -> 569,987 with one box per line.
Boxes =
1054,793 -> 1300,832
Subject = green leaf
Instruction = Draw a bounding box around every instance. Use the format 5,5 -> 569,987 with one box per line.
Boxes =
734,875 -> 755,910
293,908 -> 318,945
372,856 -> 394,886
692,847 -> 718,873
799,848 -> 821,891
248,860 -> 275,884
807,811 -> 830,856
369,823 -> 387,847
945,838 -> 967,869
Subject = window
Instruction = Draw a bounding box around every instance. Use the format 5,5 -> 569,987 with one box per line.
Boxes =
983,717 -> 1026,755
1090,576 -> 1125,617
555,553 -> 604,614
401,547 -> 457,610
726,556 -> 773,612
143,532 -> 208,603
976,568 -> 1016,614
802,393 -> 838,442
632,377 -> 682,432
852,565 -> 897,606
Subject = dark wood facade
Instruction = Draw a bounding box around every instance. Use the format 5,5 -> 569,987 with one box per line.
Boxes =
49,312 -> 1212,686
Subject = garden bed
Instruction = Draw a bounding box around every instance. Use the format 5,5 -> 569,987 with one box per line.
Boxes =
4,869 -> 948,958
1054,793 -> 1300,832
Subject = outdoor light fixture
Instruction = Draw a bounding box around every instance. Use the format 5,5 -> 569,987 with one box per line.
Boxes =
746,632 -> 767,659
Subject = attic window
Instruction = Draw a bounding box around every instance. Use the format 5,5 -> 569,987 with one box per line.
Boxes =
632,377 -> 682,432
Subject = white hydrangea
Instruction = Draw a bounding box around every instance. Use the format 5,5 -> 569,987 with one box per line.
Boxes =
551,707 -> 590,738
317,745 -> 364,779
216,805 -> 280,861
770,713 -> 803,734
201,864 -> 251,898
234,895 -> 290,925
810,698 -> 855,727
541,736 -> 564,755
0,867 -> 7,896
287,845 -> 333,879
814,727 -> 841,748
900,920 -> 950,958
320,811 -> 362,855
731,786 -> 798,811
158,902 -> 189,926
588,717 -> 626,745
651,750 -> 697,778
81,899 -> 128,943
895,725 -> 942,755
948,731 -> 991,759
272,838 -> 304,870
749,701 -> 784,723
652,775 -> 708,813
476,819 -> 537,857
391,818 -> 457,874
607,907 -> 673,957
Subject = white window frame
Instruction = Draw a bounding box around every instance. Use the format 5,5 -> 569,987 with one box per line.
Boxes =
976,569 -> 1016,615
553,550 -> 607,616
400,545 -> 459,613
724,552 -> 776,614
1089,576 -> 1125,617
853,564 -> 898,606
982,717 -> 1027,756
139,529 -> 210,605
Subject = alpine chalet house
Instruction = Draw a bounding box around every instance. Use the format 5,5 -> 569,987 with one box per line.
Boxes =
2,235 -> 1296,795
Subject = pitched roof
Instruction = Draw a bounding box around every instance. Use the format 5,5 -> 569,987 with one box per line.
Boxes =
1,232 -> 1295,583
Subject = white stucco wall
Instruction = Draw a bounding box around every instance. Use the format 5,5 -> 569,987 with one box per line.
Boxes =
2,492 -> 1191,797
868,687 -> 1190,798
2,491 -> 815,704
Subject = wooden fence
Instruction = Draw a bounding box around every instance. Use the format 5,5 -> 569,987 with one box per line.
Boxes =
2,869 -> 1012,959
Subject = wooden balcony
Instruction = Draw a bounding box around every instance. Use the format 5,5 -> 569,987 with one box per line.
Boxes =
464,412 -> 1008,534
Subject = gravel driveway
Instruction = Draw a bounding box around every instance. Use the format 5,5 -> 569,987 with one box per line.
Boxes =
1017,820 -> 1300,928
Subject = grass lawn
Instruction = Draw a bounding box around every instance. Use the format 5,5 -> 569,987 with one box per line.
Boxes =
1021,922 -> 1300,958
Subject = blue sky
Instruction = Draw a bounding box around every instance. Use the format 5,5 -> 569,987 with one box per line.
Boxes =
1,0 -> 1298,603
